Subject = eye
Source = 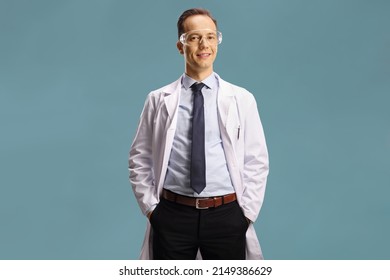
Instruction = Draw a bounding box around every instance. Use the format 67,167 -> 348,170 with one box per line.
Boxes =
188,35 -> 200,41
207,35 -> 217,41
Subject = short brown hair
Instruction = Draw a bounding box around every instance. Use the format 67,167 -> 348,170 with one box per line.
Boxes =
177,8 -> 218,39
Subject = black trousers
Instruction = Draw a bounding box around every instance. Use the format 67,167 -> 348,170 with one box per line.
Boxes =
150,196 -> 249,260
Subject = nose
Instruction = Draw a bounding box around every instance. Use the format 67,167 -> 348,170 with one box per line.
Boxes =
199,37 -> 210,49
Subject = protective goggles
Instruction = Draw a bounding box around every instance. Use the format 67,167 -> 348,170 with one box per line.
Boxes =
179,29 -> 223,46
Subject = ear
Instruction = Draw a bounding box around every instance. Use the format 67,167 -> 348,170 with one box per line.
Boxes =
176,41 -> 184,55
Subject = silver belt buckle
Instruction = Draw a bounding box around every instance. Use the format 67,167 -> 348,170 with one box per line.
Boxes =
195,198 -> 209,209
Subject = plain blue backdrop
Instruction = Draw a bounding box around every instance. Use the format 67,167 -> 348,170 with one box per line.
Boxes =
0,0 -> 389,259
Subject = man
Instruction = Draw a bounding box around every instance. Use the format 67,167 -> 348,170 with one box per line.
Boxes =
129,8 -> 269,260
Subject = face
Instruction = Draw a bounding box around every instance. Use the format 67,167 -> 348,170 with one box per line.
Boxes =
177,15 -> 218,79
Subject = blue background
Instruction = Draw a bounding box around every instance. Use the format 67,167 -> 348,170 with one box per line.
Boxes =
1,0 -> 389,259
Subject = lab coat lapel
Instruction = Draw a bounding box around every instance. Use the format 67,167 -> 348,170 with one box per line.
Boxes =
156,78 -> 181,190
217,78 -> 236,141
217,78 -> 243,196
163,78 -> 182,130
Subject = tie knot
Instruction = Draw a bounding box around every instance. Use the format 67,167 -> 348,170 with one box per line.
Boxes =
191,82 -> 205,93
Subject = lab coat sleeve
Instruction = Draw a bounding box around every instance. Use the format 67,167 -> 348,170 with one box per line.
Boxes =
128,94 -> 158,216
240,96 -> 269,222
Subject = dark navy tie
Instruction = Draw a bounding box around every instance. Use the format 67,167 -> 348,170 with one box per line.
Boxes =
190,82 -> 206,194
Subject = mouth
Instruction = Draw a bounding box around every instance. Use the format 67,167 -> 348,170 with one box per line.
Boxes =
197,53 -> 211,58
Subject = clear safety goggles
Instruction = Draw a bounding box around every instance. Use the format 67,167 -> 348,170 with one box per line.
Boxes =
179,29 -> 223,46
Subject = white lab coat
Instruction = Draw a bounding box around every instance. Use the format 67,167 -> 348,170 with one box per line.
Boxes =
129,74 -> 269,259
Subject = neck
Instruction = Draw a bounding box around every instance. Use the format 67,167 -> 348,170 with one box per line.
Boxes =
185,68 -> 213,82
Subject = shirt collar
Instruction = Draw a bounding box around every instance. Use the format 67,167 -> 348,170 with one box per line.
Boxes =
182,72 -> 218,90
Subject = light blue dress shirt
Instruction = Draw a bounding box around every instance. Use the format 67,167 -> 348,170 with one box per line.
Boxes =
163,72 -> 234,197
